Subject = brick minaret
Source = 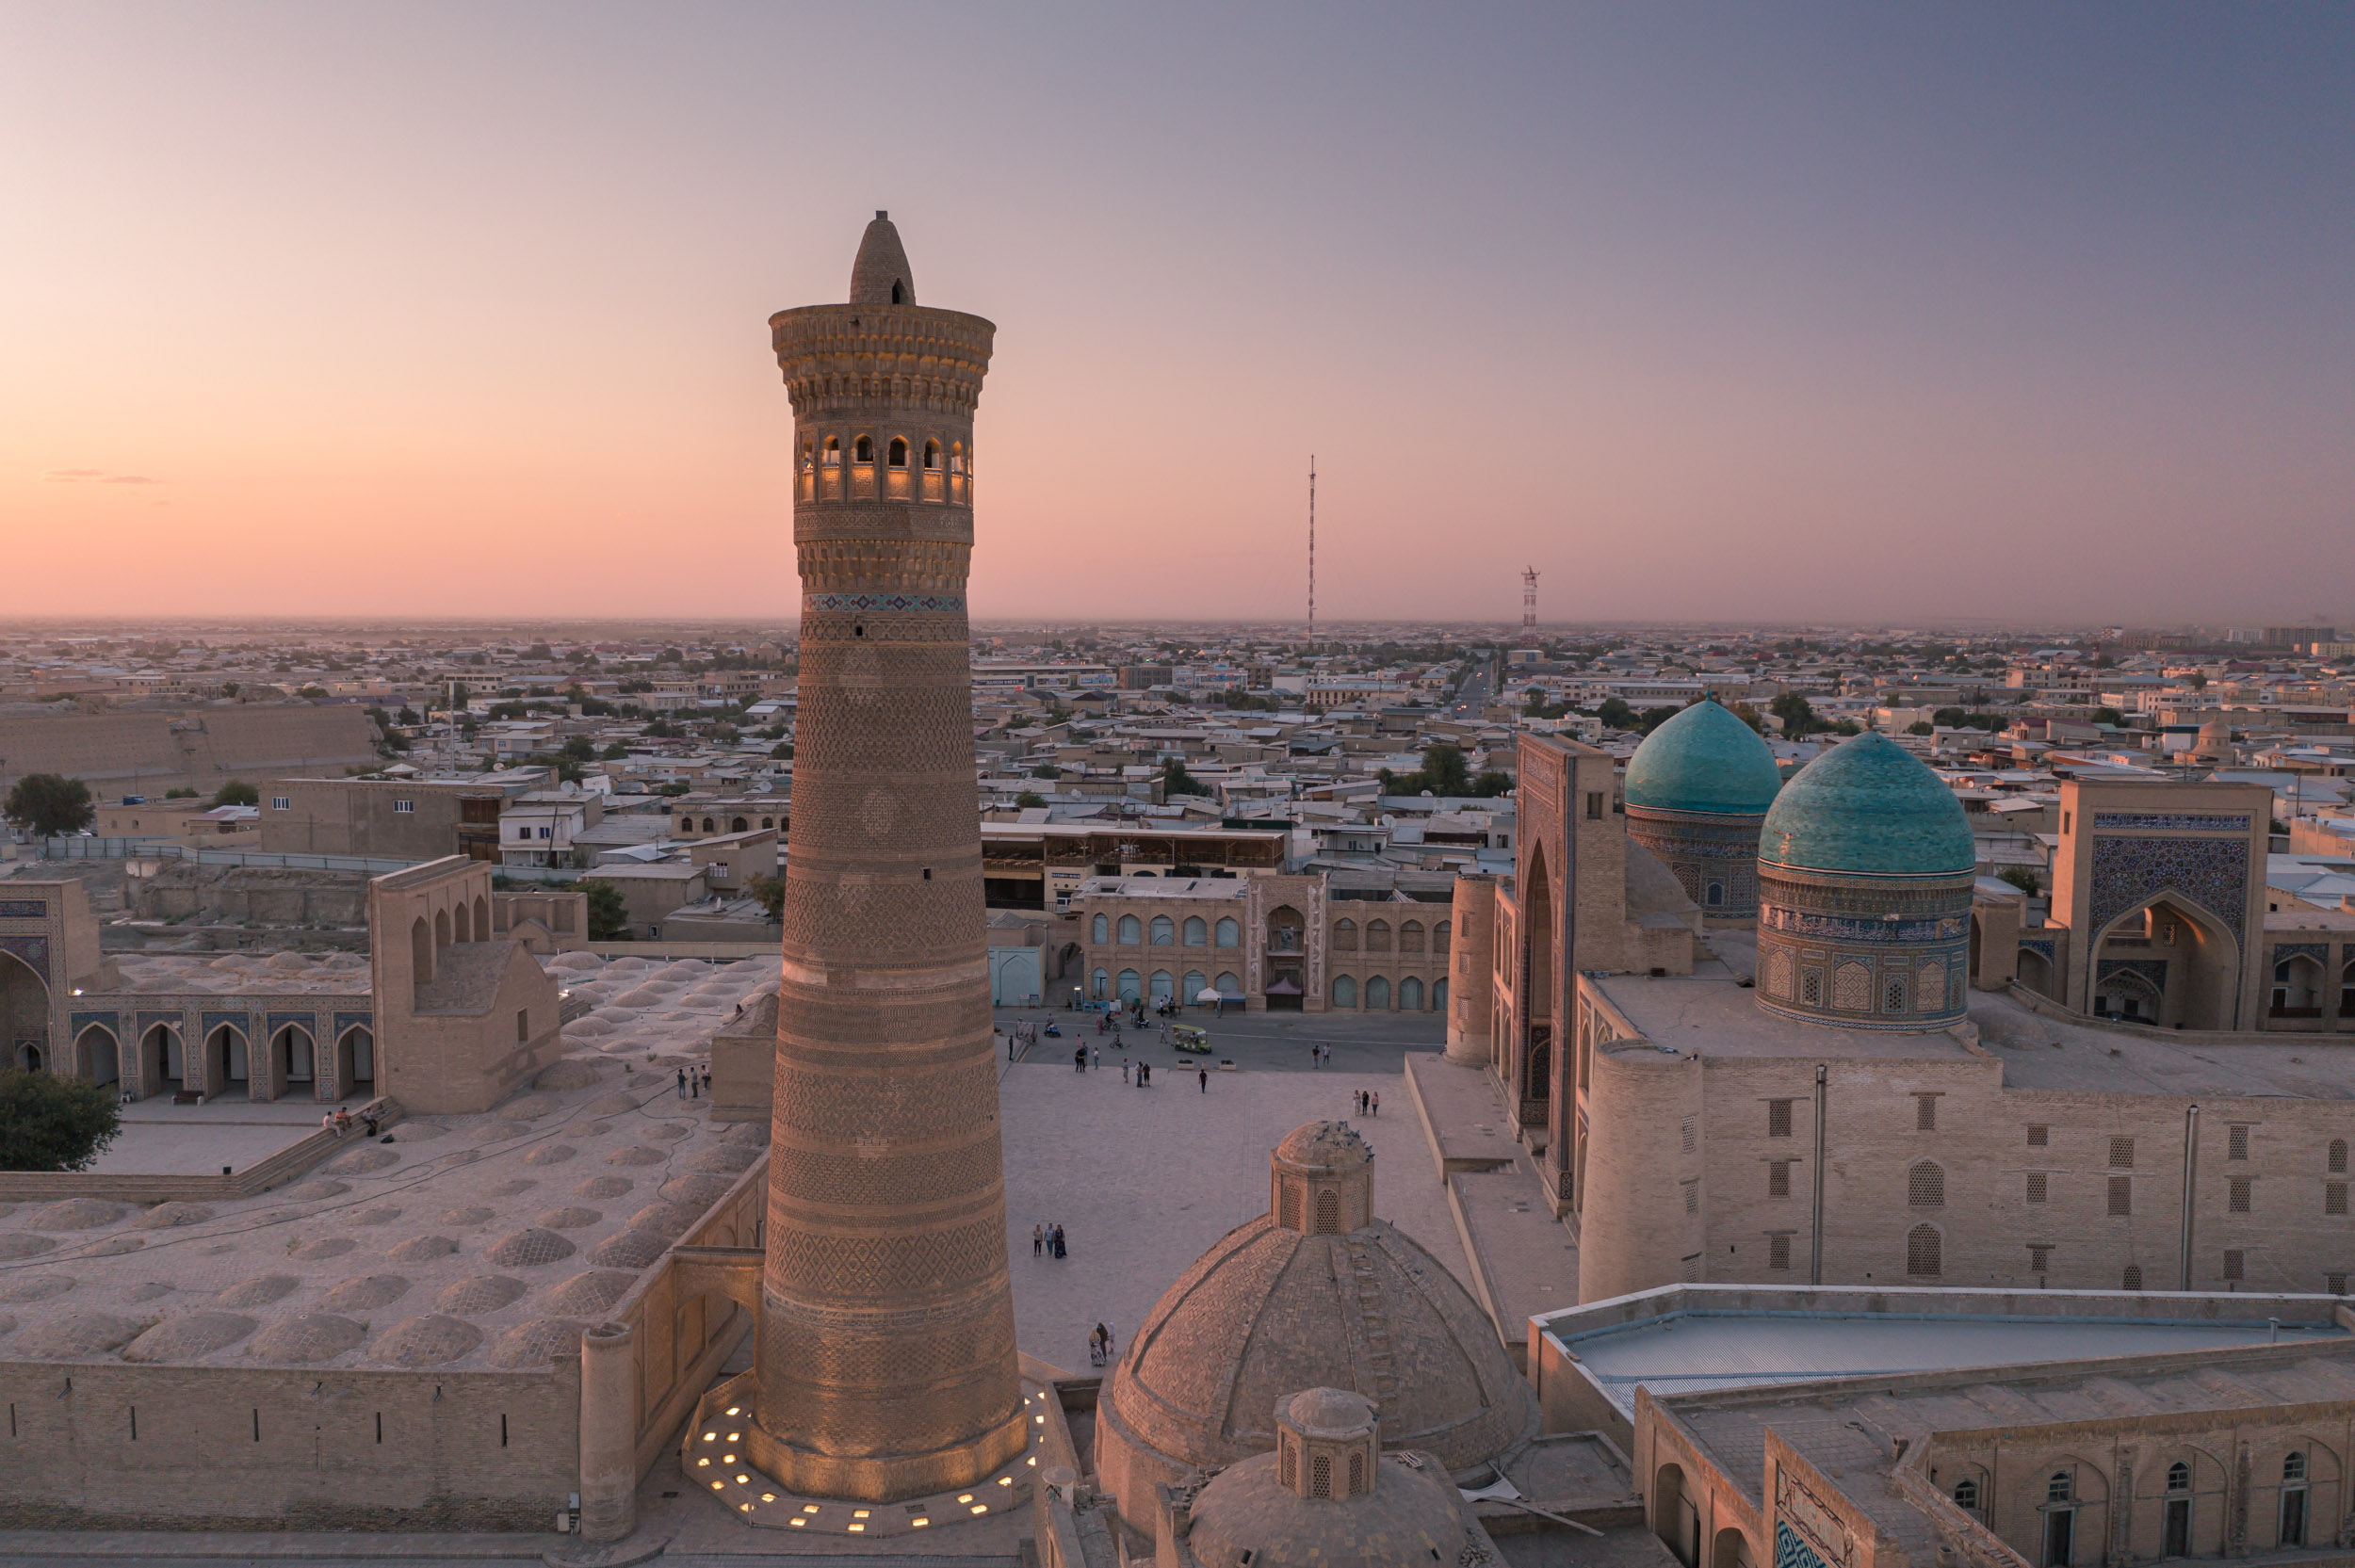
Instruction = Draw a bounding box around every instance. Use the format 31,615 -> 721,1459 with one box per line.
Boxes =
747,213 -> 1026,1500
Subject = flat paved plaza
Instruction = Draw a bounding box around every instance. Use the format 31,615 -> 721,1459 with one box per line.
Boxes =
84,1093 -> 356,1175
994,1006 -> 1469,1375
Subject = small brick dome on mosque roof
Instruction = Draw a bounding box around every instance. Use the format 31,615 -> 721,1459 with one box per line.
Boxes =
1624,699 -> 1784,816
1759,732 -> 1976,877
1273,1120 -> 1372,1171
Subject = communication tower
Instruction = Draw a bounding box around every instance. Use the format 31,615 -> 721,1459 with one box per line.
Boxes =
1521,566 -> 1539,632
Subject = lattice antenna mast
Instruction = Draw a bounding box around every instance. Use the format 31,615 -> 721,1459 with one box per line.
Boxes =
1521,566 -> 1539,632
1307,456 -> 1316,633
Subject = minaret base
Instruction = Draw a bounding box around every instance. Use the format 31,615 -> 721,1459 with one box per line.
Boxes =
743,1402 -> 1031,1503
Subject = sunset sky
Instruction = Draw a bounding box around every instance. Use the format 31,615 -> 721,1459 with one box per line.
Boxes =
4,4 -> 2351,627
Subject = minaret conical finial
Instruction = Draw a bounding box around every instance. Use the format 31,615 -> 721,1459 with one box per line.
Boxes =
849,211 -> 915,306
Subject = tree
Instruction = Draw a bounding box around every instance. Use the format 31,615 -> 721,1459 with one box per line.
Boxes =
1996,865 -> 2041,897
1161,757 -> 1210,797
1596,696 -> 1636,730
2187,671 -> 2208,690
1769,692 -> 1820,736
163,786 -> 198,800
1015,790 -> 1047,808
748,874 -> 786,922
1636,706 -> 1682,734
212,781 -> 260,808
770,742 -> 792,760
581,879 -> 630,940
1907,720 -> 1934,736
600,742 -> 630,760
3,773 -> 94,837
0,1068 -> 122,1172
1420,743 -> 1470,796
560,736 -> 596,762
1730,702 -> 1764,733
2090,707 -> 2124,726
1470,769 -> 1514,797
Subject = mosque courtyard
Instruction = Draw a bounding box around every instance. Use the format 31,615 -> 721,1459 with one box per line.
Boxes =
991,1005 -> 1481,1376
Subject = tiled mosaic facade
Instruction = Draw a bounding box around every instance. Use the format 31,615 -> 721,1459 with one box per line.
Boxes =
1624,803 -> 1765,917
1755,864 -> 1973,1031
2087,834 -> 2249,946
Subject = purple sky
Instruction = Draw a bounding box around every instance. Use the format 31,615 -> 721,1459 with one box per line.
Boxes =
4,3 -> 2350,625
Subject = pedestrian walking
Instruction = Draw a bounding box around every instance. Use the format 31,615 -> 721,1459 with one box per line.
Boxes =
675,1068 -> 688,1099
1372,1090 -> 1380,1117
1033,1223 -> 1044,1256
1091,1046 -> 1100,1071
1121,1059 -> 1129,1084
1054,1225 -> 1067,1259
1198,1067 -> 1208,1092
690,1070 -> 700,1100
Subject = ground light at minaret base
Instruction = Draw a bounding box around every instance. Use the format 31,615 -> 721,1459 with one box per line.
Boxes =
744,212 -> 1028,1501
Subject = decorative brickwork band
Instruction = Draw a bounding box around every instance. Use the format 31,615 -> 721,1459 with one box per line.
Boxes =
802,591 -> 966,613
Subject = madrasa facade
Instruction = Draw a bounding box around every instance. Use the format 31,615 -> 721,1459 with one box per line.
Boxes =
1444,702 -> 2355,1304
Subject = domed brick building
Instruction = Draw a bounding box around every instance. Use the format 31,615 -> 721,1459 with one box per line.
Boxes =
1621,699 -> 1783,918
1091,1122 -> 1536,1534
1148,1386 -> 1501,1568
1753,732 -> 1977,1029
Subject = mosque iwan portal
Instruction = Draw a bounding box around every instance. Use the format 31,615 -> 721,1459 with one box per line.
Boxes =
748,213 -> 1029,1499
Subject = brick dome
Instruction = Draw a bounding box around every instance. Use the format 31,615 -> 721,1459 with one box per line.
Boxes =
1092,1130 -> 1535,1532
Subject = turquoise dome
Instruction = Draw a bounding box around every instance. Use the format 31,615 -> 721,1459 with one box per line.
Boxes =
1624,700 -> 1783,816
1759,733 -> 1975,876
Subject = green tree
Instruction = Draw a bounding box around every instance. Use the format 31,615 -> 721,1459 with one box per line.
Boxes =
560,736 -> 595,762
600,742 -> 630,760
1636,705 -> 1682,734
2090,707 -> 2124,726
1161,757 -> 1210,797
581,879 -> 630,940
1907,720 -> 1934,736
1015,790 -> 1047,808
1996,865 -> 2041,897
657,781 -> 692,797
1470,769 -> 1514,797
0,1068 -> 122,1172
770,742 -> 792,760
211,781 -> 260,808
1730,702 -> 1764,733
1031,765 -> 1059,780
1420,743 -> 1470,796
2187,671 -> 2208,690
1595,696 -> 1635,730
748,874 -> 786,922
1768,692 -> 1820,736
3,773 -> 94,836
163,786 -> 198,800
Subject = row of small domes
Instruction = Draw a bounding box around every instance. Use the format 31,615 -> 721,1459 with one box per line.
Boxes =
1623,700 -> 1975,878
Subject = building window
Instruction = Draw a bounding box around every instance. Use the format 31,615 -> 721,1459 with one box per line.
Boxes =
1681,1116 -> 1696,1155
1886,978 -> 1908,1012
393,800 -> 414,814
1800,969 -> 1822,1005
2223,1248 -> 2244,1282
2108,1176 -> 2132,1216
1091,914 -> 1109,944
1681,1180 -> 1697,1216
1768,1235 -> 1791,1270
854,435 -> 872,463
887,436 -> 907,467
2328,1182 -> 2348,1217
2048,1470 -> 2073,1505
2109,1137 -> 2135,1169
2029,1243 -> 2053,1275
1584,792 -> 1602,820
2027,1123 -> 2049,1147
1908,1162 -> 1945,1207
1953,1478 -> 1980,1512
2329,1272 -> 2347,1296
1215,917 -> 1240,947
1769,1161 -> 1791,1198
1915,1093 -> 1937,1131
2122,1264 -> 2143,1290
1906,1224 -> 1941,1278
1768,1099 -> 1793,1138
2331,1139 -> 2348,1174
2229,1177 -> 2252,1214
2027,1172 -> 2048,1204
515,1010 -> 528,1043
2230,1124 -> 2249,1161
270,796 -> 290,811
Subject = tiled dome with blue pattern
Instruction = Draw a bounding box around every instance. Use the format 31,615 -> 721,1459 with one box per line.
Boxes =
1624,700 -> 1782,816
1759,732 -> 1975,876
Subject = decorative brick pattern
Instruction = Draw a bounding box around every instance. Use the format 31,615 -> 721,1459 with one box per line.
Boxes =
2087,834 -> 2249,946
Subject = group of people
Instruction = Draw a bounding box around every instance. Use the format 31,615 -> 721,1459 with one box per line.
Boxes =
318,1107 -> 382,1139
1353,1088 -> 1381,1116
1307,1043 -> 1336,1068
674,1065 -> 710,1099
1088,1321 -> 1117,1366
1033,1221 -> 1069,1258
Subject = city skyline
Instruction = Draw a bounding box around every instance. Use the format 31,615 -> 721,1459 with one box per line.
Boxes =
5,3 -> 2352,624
